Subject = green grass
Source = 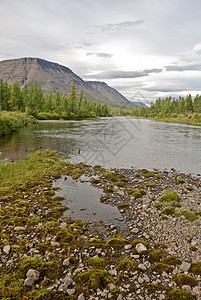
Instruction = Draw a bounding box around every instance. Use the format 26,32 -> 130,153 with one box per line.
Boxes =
0,110 -> 37,136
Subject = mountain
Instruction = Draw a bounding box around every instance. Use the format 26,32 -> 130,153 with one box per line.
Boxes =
86,81 -> 133,107
0,57 -> 143,107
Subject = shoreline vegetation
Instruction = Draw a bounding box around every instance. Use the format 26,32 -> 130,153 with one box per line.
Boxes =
0,150 -> 200,299
131,94 -> 201,126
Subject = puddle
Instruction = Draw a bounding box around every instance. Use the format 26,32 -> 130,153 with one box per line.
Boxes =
53,176 -> 127,229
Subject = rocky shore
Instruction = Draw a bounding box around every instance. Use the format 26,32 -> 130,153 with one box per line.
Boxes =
0,150 -> 200,299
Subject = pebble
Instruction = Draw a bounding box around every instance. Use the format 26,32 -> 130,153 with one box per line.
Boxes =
135,243 -> 147,254
3,245 -> 10,255
179,261 -> 191,273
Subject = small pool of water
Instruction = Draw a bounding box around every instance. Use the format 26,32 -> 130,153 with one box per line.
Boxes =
53,176 -> 126,229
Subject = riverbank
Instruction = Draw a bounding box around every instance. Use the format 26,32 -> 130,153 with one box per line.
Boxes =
0,150 -> 200,299
0,111 -> 37,136
132,113 -> 201,127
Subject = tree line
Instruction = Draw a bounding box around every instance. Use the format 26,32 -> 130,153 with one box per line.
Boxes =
0,79 -> 111,119
131,95 -> 201,118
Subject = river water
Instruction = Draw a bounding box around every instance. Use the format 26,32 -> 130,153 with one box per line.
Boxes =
0,117 -> 201,174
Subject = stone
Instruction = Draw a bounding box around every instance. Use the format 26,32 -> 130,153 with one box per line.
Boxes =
143,274 -> 150,283
182,285 -> 191,292
138,277 -> 144,284
124,244 -> 132,250
26,269 -> 40,281
14,226 -> 26,231
180,261 -> 191,273
135,243 -> 147,254
51,241 -> 60,247
108,269 -> 117,276
78,293 -> 86,300
117,295 -> 123,300
58,283 -> 68,292
67,288 -> 76,295
63,258 -> 70,266
109,283 -> 116,290
131,228 -> 139,234
24,278 -> 35,286
3,245 -> 10,255
63,276 -> 73,287
192,286 -> 201,296
138,263 -> 147,271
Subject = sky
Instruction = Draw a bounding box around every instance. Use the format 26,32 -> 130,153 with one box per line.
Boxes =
0,0 -> 201,104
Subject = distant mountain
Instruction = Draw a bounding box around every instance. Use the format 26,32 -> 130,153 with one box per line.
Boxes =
86,81 -> 132,107
0,57 -> 144,107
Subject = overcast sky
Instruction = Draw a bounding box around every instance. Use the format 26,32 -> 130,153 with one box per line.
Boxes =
1,0 -> 201,104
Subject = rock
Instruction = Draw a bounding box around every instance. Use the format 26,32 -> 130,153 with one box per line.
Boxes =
138,263 -> 147,271
3,245 -> 10,255
131,228 -> 139,234
63,258 -> 70,266
143,274 -> 150,283
26,269 -> 40,281
117,295 -> 123,300
24,278 -> 35,286
58,283 -> 68,292
109,283 -> 116,290
180,261 -> 191,272
14,226 -> 26,231
51,241 -> 60,247
182,285 -> 191,292
124,244 -> 132,250
67,289 -> 76,295
78,293 -> 85,300
192,286 -> 201,296
138,277 -> 144,284
63,276 -> 73,287
108,269 -> 117,276
135,243 -> 147,254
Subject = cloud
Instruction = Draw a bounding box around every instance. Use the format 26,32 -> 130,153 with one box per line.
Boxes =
86,68 -> 162,79
89,19 -> 145,33
166,63 -> 201,72
86,52 -> 113,58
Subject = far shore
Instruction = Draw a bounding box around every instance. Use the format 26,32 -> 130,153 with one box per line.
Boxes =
38,119 -> 85,123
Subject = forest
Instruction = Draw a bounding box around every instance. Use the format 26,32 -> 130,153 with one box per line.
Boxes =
131,95 -> 201,125
0,79 -> 111,120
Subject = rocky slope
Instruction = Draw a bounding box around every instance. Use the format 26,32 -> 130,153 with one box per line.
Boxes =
0,57 -> 140,107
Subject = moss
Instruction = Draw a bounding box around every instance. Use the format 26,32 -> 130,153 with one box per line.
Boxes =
145,181 -> 156,188
135,174 -> 141,178
144,172 -> 154,178
101,171 -> 117,182
161,207 -> 175,216
145,283 -> 166,294
160,190 -> 180,202
27,289 -> 74,299
151,263 -> 173,274
115,181 -> 125,187
117,203 -> 130,210
74,269 -> 112,290
56,228 -> 74,243
117,258 -> 138,271
106,237 -> 130,249
70,220 -> 87,230
186,186 -> 194,191
88,238 -> 105,247
153,243 -> 168,249
176,179 -> 186,184
100,195 -> 107,203
173,274 -> 198,287
177,210 -> 197,221
132,239 -> 150,249
160,256 -> 182,266
190,261 -> 201,275
148,250 -> 168,263
166,288 -> 196,300
104,188 -> 113,194
125,188 -> 136,195
91,178 -> 102,184
87,257 -> 105,269
132,189 -> 146,198
154,174 -> 163,180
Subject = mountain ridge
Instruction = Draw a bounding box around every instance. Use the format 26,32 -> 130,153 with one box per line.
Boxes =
0,57 -> 144,107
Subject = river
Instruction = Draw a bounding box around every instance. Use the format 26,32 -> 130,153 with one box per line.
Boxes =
0,117 -> 201,175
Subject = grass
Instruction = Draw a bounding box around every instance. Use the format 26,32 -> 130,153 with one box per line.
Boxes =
0,110 -> 37,136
